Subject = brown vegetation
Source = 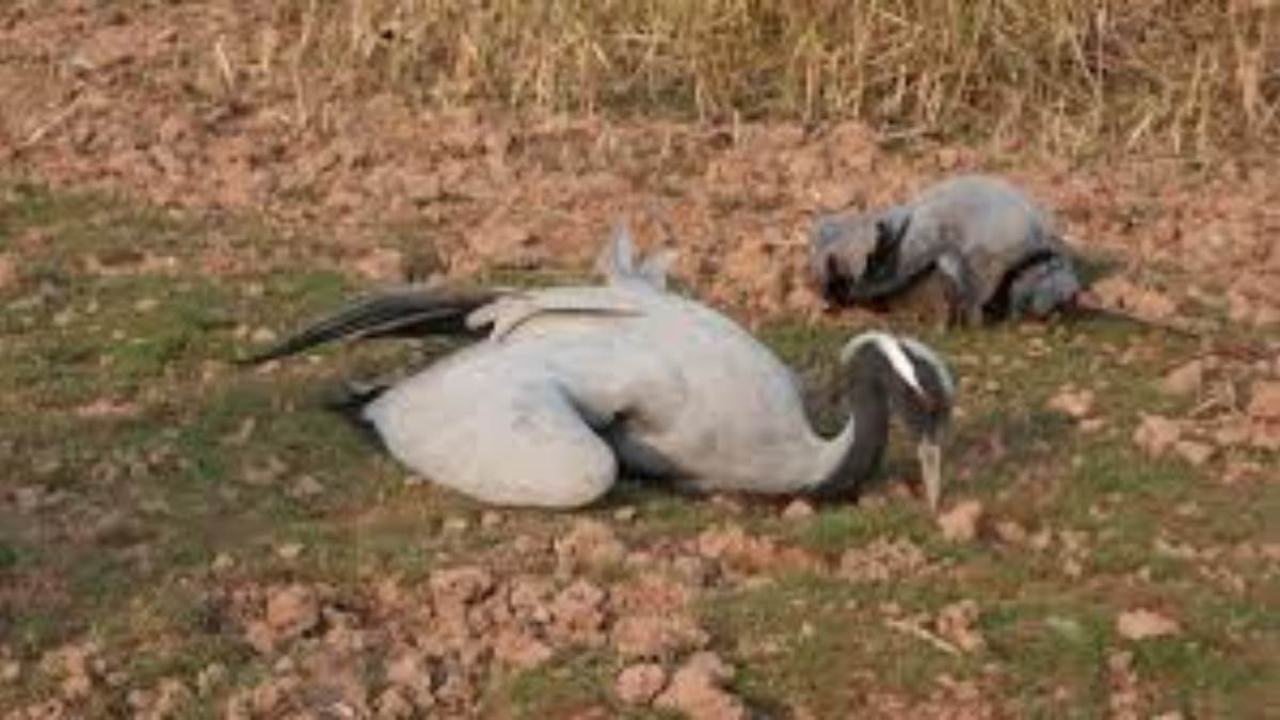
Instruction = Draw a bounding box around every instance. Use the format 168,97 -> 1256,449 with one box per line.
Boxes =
278,0 -> 1279,154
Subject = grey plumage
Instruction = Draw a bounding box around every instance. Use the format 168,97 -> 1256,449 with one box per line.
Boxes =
246,225 -> 957,511
809,175 -> 1082,326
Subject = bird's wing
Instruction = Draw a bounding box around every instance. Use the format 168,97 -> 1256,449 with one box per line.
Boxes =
466,286 -> 645,341
241,283 -> 509,364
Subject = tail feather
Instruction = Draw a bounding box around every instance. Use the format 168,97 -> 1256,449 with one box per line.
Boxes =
241,284 -> 504,365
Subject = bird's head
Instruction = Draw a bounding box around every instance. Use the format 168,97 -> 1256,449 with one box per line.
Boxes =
809,214 -> 876,305
840,332 -> 956,512
808,208 -> 910,306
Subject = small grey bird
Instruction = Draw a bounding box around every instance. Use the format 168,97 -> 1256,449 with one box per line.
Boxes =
809,175 -> 1082,326
245,226 -> 957,511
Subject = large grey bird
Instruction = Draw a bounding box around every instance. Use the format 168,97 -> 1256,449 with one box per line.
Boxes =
245,227 -> 957,511
809,175 -> 1083,326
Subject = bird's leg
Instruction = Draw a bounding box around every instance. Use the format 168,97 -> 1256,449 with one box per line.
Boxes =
935,249 -> 983,328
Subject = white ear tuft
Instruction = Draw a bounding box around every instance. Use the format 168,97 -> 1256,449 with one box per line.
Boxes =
897,336 -> 956,400
840,331 -> 924,395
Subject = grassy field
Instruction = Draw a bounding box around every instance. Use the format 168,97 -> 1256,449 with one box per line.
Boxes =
1,181 -> 1278,718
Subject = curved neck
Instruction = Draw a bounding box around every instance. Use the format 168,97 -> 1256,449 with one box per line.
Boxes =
804,375 -> 890,500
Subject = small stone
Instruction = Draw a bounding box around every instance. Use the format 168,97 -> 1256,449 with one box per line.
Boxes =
1091,277 -> 1177,320
211,553 -> 235,573
480,511 -> 503,528
151,678 -> 193,717
375,687 -> 416,719
654,651 -> 747,720
276,543 -> 304,560
555,519 -> 626,573
708,494 -> 745,515
613,506 -> 638,522
265,584 -> 319,638
429,566 -> 494,607
442,516 -> 470,534
937,500 -> 984,542
616,663 -> 667,705
994,519 -> 1028,545
384,650 -> 432,702
935,600 -> 985,652
838,538 -> 926,583
1117,608 -> 1180,640
492,629 -> 554,669
1159,360 -> 1203,397
250,327 -> 278,345
1048,388 -> 1095,420
352,247 -> 405,281
547,579 -> 608,647
288,475 -> 324,499
1134,414 -> 1181,457
244,621 -> 275,654
1214,419 -> 1252,448
1079,418 -> 1106,434
1174,440 -> 1214,466
1045,615 -> 1085,641
781,498 -> 815,520
611,614 -> 709,660
196,662 -> 227,696
242,456 -> 287,486
1,660 -> 20,684
1247,381 -> 1280,420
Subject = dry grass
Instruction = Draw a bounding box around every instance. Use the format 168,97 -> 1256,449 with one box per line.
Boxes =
266,0 -> 1279,155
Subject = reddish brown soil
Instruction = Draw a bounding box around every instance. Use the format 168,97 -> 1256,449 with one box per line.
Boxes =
3,2 -> 1278,328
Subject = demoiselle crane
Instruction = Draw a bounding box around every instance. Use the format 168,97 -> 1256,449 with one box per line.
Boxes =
809,175 -> 1083,326
245,227 -> 957,511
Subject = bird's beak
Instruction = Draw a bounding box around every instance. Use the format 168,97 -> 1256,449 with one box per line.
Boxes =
917,438 -> 943,513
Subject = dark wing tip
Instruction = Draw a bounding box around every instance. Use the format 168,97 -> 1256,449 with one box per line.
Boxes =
234,284 -> 503,367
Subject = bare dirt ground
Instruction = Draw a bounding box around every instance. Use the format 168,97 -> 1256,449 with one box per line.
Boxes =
2,2 -> 1279,719
4,2 -> 1280,326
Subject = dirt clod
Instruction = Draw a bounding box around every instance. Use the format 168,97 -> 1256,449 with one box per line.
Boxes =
616,663 -> 668,706
1159,360 -> 1203,397
935,600 -> 985,653
937,500 -> 985,542
1048,388 -> 1096,420
839,538 -> 928,582
492,628 -> 554,669
555,519 -> 626,574
1173,440 -> 1214,466
264,584 -> 320,640
655,651 -> 748,720
1247,381 -> 1280,420
611,613 -> 709,660
1117,608 -> 1181,640
1134,415 -> 1182,457
778,498 -> 813,520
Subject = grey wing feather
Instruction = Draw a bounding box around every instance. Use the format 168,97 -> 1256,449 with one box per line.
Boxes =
241,284 -> 505,364
596,221 -> 675,292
